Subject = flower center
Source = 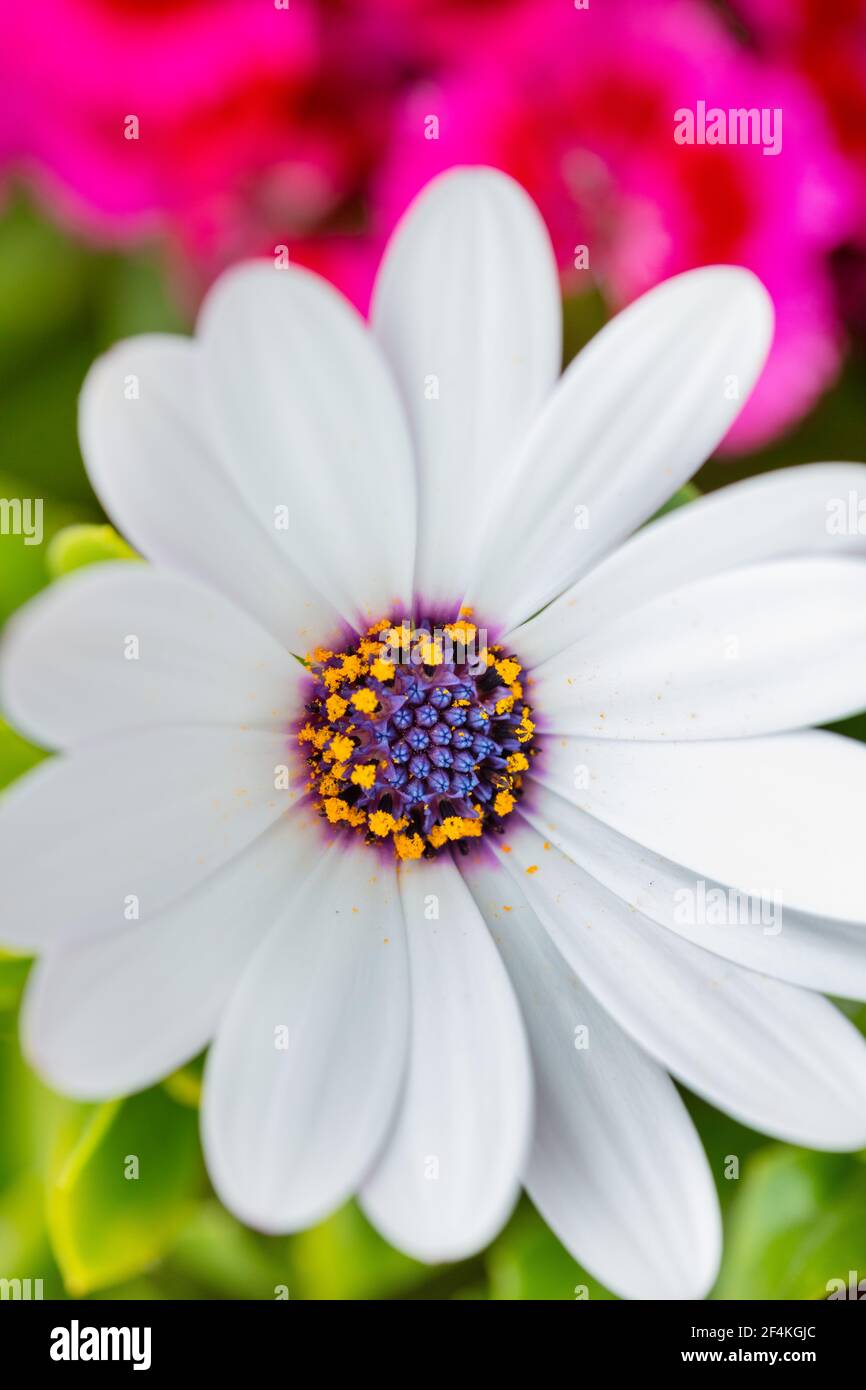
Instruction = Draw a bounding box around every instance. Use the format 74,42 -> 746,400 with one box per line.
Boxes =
296,611 -> 536,859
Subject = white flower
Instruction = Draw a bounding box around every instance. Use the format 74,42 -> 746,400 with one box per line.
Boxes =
3,168 -> 866,1301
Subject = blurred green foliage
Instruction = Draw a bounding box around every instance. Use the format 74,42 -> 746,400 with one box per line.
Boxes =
0,195 -> 865,1300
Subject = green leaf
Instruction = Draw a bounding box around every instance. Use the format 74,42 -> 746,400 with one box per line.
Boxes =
291,1201 -> 427,1300
47,1086 -> 202,1296
0,1171 -> 66,1299
0,953 -> 32,1014
714,1146 -> 866,1299
561,286 -> 609,369
0,339 -> 102,506
169,1200 -> 294,1301
96,253 -> 188,346
0,199 -> 91,383
651,480 -> 701,521
0,717 -> 47,791
46,523 -> 139,578
162,1054 -> 204,1109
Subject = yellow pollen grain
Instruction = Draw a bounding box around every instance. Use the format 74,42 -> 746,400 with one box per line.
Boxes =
368,810 -> 408,837
495,694 -> 515,715
350,763 -> 377,790
494,790 -> 516,816
517,710 -> 536,744
384,624 -> 408,649
351,688 -> 379,714
418,637 -> 444,666
507,752 -> 529,773
495,658 -> 522,685
395,832 -> 425,860
525,864 -> 539,875
370,658 -> 395,682
326,733 -> 354,763
323,667 -> 347,692
444,620 -> 477,643
325,694 -> 348,721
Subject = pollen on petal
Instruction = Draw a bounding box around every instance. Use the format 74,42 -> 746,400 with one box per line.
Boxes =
395,832 -> 425,860
368,809 -> 408,837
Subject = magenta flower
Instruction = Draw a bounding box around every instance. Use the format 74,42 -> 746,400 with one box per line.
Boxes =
375,0 -> 854,449
0,0 -> 388,299
733,0 -> 866,340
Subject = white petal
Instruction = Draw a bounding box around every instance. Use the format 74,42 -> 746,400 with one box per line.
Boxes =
0,563 -> 303,749
79,334 -> 340,653
201,843 -> 408,1233
513,462 -> 866,667
500,822 -> 866,1149
0,726 -> 296,951
22,812 -> 318,1099
361,855 -> 531,1262
534,730 -> 866,921
532,558 -> 866,739
523,779 -> 866,999
463,854 -> 721,1301
468,266 -> 773,630
198,262 -> 415,628
372,168 -> 561,606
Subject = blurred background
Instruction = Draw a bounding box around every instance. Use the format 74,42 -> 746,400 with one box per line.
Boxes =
1,0 -> 866,1300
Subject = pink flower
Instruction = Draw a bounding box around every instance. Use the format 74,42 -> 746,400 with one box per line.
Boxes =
0,0 -> 388,300
733,0 -> 866,339
375,0 -> 855,450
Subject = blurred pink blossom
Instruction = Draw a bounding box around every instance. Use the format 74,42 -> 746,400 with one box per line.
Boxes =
375,0 -> 855,450
733,0 -> 866,340
0,0 -> 390,299
0,0 -> 857,450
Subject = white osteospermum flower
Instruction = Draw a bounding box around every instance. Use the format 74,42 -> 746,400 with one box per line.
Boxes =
4,168 -> 866,1301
